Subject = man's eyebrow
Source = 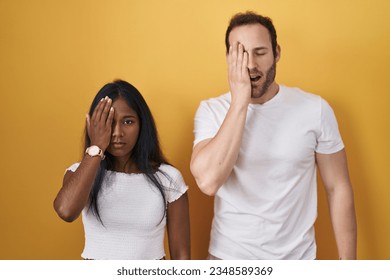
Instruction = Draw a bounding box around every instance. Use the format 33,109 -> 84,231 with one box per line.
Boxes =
243,46 -> 268,52
253,46 -> 268,51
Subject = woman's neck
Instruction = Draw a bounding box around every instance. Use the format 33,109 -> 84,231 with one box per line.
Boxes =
112,159 -> 140,174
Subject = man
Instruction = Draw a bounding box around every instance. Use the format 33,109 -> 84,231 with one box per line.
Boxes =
190,11 -> 357,259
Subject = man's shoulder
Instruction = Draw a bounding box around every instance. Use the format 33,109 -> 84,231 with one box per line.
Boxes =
198,92 -> 231,111
201,92 -> 230,103
282,85 -> 320,99
281,85 -> 323,105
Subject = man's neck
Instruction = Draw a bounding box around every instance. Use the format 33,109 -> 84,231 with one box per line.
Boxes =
250,83 -> 280,104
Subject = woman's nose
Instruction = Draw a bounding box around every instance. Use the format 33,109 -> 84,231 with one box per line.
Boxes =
112,122 -> 123,137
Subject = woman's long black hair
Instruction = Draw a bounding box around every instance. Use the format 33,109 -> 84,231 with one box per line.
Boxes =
84,80 -> 170,224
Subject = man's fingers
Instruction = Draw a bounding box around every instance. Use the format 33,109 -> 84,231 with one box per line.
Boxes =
227,45 -> 233,65
228,42 -> 250,81
242,51 -> 249,77
227,43 -> 235,74
236,43 -> 243,73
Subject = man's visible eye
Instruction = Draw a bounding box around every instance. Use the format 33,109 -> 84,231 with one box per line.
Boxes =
255,52 -> 266,56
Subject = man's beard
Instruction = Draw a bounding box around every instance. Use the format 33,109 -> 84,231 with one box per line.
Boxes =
251,60 -> 277,99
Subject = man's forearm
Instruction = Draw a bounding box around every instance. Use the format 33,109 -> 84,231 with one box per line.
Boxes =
328,185 -> 357,259
190,103 -> 248,196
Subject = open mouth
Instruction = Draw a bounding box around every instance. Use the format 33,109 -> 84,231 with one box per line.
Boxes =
250,75 -> 261,82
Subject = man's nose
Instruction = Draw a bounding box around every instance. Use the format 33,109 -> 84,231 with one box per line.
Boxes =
247,53 -> 256,70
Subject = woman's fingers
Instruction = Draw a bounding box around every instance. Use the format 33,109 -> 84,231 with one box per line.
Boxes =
91,97 -> 112,122
106,107 -> 114,126
91,97 -> 105,123
86,113 -> 91,137
87,97 -> 114,150
101,97 -> 112,122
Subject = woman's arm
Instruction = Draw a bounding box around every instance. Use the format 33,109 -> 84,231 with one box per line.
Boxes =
53,156 -> 102,222
166,192 -> 190,259
53,97 -> 114,222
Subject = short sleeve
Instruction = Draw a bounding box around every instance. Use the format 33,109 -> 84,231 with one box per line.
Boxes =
159,165 -> 188,203
193,100 -> 218,146
65,162 -> 80,173
315,98 -> 344,154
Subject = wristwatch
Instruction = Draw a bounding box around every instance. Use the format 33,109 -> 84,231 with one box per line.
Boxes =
85,145 -> 105,160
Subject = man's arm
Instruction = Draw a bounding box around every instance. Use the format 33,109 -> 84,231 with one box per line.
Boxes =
190,42 -> 251,196
316,149 -> 357,259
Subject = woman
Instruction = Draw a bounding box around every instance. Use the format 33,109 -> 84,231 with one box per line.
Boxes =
54,80 -> 190,260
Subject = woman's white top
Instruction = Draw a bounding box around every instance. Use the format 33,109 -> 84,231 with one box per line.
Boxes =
66,163 -> 188,260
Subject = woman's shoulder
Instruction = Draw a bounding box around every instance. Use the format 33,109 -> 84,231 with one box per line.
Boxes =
158,163 -> 182,176
65,162 -> 80,172
158,163 -> 188,200
157,163 -> 187,186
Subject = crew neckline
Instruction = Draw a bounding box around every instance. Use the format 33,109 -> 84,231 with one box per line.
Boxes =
248,84 -> 285,109
106,169 -> 144,177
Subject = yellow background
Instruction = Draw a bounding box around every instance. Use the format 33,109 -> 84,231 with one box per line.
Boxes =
0,0 -> 389,259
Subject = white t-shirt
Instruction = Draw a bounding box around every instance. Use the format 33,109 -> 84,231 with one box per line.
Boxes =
66,163 -> 188,260
193,85 -> 344,259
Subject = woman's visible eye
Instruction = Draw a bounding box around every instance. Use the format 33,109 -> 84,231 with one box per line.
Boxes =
123,119 -> 133,125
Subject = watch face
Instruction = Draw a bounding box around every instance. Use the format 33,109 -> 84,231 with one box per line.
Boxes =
88,146 -> 99,156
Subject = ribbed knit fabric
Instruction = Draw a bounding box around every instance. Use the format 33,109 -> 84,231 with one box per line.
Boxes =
66,163 -> 188,259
